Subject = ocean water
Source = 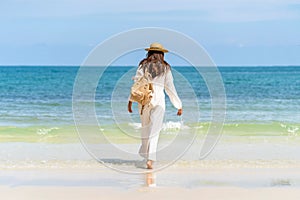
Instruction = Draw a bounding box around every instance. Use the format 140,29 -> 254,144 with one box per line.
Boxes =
0,66 -> 299,143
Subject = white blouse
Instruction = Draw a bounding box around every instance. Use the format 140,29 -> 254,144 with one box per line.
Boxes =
133,67 -> 182,110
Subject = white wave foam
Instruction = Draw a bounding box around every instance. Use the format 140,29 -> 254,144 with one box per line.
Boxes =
162,121 -> 182,132
128,121 -> 189,133
36,127 -> 59,135
287,126 -> 299,136
280,123 -> 299,136
128,123 -> 142,129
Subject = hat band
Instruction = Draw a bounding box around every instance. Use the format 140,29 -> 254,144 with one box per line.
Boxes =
149,47 -> 166,51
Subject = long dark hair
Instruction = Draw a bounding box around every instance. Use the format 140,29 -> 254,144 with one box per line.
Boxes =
138,51 -> 170,79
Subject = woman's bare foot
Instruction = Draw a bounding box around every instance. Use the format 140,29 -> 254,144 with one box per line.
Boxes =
146,160 -> 153,169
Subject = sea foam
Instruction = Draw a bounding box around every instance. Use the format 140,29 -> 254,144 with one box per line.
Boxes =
128,121 -> 189,133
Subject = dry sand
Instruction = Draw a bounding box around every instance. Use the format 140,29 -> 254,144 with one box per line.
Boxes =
1,185 -> 300,200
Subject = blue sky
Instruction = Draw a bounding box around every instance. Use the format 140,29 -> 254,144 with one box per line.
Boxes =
1,0 -> 300,66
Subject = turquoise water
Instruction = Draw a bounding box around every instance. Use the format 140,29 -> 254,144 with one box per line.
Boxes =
0,66 -> 299,142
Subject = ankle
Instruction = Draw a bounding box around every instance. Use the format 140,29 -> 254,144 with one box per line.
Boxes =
146,160 -> 153,169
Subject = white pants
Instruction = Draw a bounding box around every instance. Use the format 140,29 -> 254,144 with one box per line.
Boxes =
138,104 -> 165,161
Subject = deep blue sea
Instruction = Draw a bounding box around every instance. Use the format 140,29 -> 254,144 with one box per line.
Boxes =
0,66 -> 299,129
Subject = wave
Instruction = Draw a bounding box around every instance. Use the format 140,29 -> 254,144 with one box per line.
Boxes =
36,127 -> 59,135
128,121 -> 190,133
0,122 -> 299,143
125,121 -> 300,137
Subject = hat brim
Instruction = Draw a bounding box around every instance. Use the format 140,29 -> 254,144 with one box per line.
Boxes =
145,48 -> 169,53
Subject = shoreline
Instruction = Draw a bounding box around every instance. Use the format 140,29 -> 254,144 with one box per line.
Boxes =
1,159 -> 300,170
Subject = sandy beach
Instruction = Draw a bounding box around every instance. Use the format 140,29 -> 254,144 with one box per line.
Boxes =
2,185 -> 300,200
1,166 -> 300,200
1,136 -> 300,199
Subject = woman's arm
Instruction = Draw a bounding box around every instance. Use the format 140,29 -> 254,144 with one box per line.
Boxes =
164,70 -> 182,115
128,101 -> 133,113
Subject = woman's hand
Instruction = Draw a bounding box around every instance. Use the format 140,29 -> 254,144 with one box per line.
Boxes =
177,108 -> 182,116
128,101 -> 133,113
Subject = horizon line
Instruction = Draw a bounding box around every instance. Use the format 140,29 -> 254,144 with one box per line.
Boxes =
0,65 -> 299,67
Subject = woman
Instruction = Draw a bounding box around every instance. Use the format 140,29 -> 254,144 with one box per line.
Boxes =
128,43 -> 182,169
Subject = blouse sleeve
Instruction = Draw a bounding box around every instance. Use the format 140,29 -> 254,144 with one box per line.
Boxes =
164,70 -> 182,109
133,65 -> 144,82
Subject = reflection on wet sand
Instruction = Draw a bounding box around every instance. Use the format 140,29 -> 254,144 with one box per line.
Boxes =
145,172 -> 156,187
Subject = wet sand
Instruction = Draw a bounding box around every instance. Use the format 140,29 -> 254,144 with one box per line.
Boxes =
1,165 -> 300,200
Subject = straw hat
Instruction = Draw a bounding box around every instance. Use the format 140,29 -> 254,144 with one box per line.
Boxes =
145,42 -> 169,53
